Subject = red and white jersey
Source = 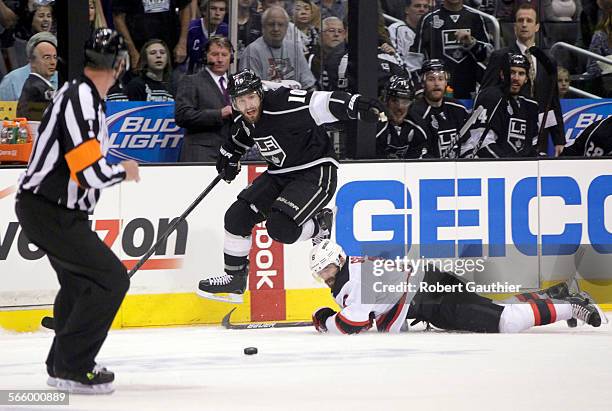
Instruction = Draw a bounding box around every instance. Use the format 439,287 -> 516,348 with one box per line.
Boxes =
324,257 -> 420,334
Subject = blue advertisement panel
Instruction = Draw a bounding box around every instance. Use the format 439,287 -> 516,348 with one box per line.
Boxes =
561,99 -> 612,143
105,102 -> 183,164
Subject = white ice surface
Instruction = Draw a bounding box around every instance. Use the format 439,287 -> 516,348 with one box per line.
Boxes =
1,321 -> 611,411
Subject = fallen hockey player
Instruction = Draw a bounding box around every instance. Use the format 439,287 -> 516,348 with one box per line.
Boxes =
309,240 -> 603,334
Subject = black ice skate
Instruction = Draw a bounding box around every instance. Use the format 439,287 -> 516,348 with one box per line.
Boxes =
197,268 -> 248,303
54,365 -> 115,395
569,293 -> 602,327
542,280 -> 578,327
311,208 -> 334,246
543,282 -> 571,299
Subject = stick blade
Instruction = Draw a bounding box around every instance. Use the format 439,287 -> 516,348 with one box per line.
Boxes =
41,316 -> 55,330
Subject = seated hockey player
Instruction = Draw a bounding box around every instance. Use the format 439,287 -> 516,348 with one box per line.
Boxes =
460,54 -> 539,159
408,59 -> 469,158
376,75 -> 429,159
197,69 -> 387,303
309,240 -> 602,334
561,117 -> 612,157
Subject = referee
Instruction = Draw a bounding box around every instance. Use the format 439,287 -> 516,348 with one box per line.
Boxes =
15,28 -> 140,395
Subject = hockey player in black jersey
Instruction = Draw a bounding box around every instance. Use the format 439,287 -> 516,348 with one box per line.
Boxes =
308,240 -> 603,335
408,59 -> 469,158
376,75 -> 429,159
197,69 -> 387,302
461,54 -> 539,158
562,117 -> 612,157
410,0 -> 493,99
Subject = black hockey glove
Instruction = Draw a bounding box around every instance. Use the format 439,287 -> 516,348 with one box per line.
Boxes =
216,143 -> 242,183
348,95 -> 388,123
312,307 -> 337,333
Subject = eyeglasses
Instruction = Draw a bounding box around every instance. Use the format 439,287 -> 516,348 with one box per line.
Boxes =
41,54 -> 57,62
323,28 -> 345,34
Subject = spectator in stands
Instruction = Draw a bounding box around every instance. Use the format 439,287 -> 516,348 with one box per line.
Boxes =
557,66 -> 577,98
0,0 -> 20,55
262,0 -> 306,49
322,17 -> 407,93
175,36 -> 233,162
240,6 -> 316,89
89,0 -> 107,35
581,0 -> 603,48
16,35 -> 56,118
410,0 -> 493,99
409,59 -> 469,158
481,3 -> 566,156
237,0 -> 263,59
315,17 -> 347,90
13,1 -> 54,67
544,0 -> 580,21
586,0 -> 612,96
112,0 -> 190,70
126,39 -> 175,101
187,0 -> 229,74
314,0 -> 346,20
388,0 -> 433,71
30,1 -> 52,33
293,0 -> 321,68
0,31 -> 57,101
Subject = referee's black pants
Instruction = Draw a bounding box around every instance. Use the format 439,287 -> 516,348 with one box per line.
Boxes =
15,191 -> 129,374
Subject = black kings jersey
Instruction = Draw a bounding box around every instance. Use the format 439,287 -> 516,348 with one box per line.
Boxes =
410,97 -> 469,158
375,115 -> 429,159
411,5 -> 492,98
230,87 -> 356,174
463,86 -> 538,158
562,117 -> 612,157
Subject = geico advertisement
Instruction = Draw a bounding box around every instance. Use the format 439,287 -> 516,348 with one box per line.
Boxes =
334,161 -> 612,278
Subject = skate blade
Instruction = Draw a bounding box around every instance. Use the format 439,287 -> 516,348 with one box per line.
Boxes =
577,290 -> 609,325
196,289 -> 244,304
55,379 -> 114,395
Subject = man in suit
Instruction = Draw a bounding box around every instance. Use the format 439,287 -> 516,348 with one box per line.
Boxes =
175,36 -> 233,162
481,3 -> 565,157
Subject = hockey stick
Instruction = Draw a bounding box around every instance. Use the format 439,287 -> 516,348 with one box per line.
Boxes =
471,96 -> 503,158
527,46 -> 558,155
41,174 -> 224,330
222,308 -> 313,329
443,105 -> 484,159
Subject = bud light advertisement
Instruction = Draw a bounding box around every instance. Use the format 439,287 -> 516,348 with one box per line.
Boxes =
105,102 -> 184,163
561,99 -> 612,143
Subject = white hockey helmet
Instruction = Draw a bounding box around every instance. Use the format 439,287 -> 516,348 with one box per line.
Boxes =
309,240 -> 347,278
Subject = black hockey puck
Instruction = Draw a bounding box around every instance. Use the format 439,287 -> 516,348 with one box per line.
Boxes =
244,347 -> 258,355
567,318 -> 578,328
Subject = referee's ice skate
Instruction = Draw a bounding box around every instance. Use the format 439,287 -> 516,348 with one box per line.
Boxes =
54,365 -> 115,395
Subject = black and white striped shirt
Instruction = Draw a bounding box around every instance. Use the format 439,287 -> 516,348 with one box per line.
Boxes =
18,75 -> 126,213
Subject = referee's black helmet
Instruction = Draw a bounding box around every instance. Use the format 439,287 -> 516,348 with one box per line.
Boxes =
85,28 -> 129,71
